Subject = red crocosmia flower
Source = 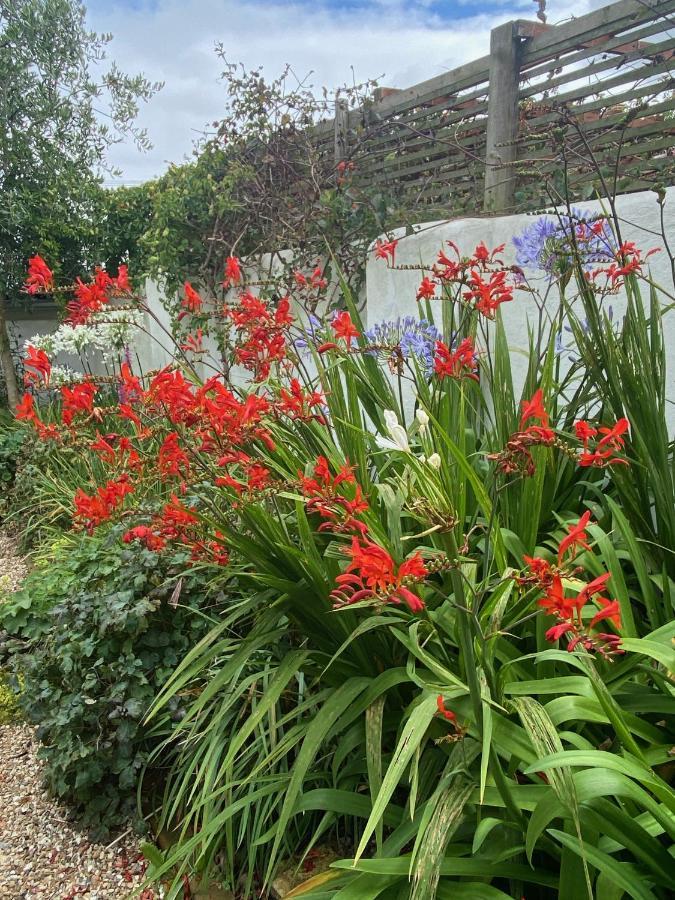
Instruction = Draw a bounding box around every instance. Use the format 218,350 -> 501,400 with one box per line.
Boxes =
545,622 -> 576,642
274,296 -> 294,327
73,476 -> 133,532
156,494 -> 198,541
310,266 -> 328,290
158,432 -> 191,479
214,473 -> 244,493
577,417 -> 630,467
15,392 -> 59,440
558,510 -> 592,563
331,311 -> 359,349
179,282 -> 202,319
538,575 -> 575,620
189,534 -> 230,566
15,392 -> 36,421
295,265 -> 328,292
119,403 -> 143,430
23,345 -> 51,387
247,463 -> 271,492
597,418 -> 629,451
519,554 -> 554,589
575,571 -> 611,606
520,389 -> 549,430
463,270 -> 513,318
61,381 -> 97,426
300,457 -> 368,535
590,597 -> 622,630
114,264 -> 130,292
434,243 -> 463,281
180,328 -> 204,353
472,242 -> 505,266
225,292 -> 289,380
67,276 -> 108,325
373,238 -> 398,265
120,362 -> 144,404
223,256 -> 242,288
602,243 -> 660,286
331,537 -> 427,613
277,378 -> 325,422
436,695 -> 457,722
434,338 -> 478,381
25,255 -> 54,294
123,525 -> 166,551
90,433 -> 117,461
574,420 -> 598,447
416,277 -> 437,301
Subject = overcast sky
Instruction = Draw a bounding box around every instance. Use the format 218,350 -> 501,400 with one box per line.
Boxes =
86,0 -> 605,185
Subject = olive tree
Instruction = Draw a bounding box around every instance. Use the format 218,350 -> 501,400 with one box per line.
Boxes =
0,0 -> 160,407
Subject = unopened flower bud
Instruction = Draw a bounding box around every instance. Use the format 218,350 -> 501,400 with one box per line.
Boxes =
416,409 -> 430,431
427,453 -> 441,469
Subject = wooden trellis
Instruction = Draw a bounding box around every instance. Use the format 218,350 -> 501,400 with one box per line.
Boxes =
311,0 -> 675,217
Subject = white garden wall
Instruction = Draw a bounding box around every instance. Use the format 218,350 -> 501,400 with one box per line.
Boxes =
365,186 -> 675,429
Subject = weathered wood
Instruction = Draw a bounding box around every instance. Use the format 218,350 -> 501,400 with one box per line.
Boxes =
368,57 -> 490,120
522,16 -> 675,81
521,0 -> 675,67
307,0 -> 674,220
519,34 -> 675,100
484,21 -> 523,212
334,96 -> 349,164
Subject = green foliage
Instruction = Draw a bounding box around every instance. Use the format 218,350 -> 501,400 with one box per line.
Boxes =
0,0 -> 159,298
0,0 -> 160,405
138,60 -> 394,309
0,527 -> 220,834
138,265 -> 675,896
0,412 -> 25,494
0,669 -> 21,724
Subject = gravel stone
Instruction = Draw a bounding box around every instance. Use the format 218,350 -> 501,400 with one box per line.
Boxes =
0,532 -> 28,595
0,724 -> 150,899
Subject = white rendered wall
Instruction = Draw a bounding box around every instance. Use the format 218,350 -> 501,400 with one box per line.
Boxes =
365,187 -> 675,428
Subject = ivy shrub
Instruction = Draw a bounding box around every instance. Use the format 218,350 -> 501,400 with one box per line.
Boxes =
0,526 -> 222,835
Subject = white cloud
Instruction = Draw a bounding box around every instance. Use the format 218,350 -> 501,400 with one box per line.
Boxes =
86,0 -> 603,184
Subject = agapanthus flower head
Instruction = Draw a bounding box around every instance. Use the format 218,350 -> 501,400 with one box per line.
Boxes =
294,314 -> 324,353
513,209 -> 615,277
364,317 -> 440,375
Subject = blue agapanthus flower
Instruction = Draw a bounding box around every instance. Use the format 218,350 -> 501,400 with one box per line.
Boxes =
513,209 -> 615,276
364,316 -> 440,375
294,313 -> 324,353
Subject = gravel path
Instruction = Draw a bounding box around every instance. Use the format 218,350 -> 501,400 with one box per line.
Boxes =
0,533 -> 150,899
0,531 -> 28,594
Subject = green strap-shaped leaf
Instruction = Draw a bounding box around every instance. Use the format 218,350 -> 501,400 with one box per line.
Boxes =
353,692 -> 438,864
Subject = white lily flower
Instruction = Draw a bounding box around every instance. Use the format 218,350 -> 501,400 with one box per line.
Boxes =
376,409 -> 410,452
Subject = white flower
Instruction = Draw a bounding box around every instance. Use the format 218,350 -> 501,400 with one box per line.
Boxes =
427,453 -> 441,469
376,409 -> 410,452
49,365 -> 83,386
416,408 -> 430,432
